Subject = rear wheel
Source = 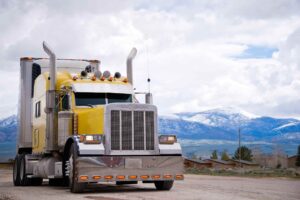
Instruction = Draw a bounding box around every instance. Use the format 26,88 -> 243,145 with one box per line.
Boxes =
19,154 -> 43,186
154,181 -> 174,190
13,154 -> 21,186
19,154 -> 30,186
69,144 -> 86,193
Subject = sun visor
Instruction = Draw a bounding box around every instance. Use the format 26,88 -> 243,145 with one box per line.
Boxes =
72,83 -> 134,94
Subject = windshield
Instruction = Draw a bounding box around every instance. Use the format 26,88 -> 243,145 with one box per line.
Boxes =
75,93 -> 106,106
107,93 -> 132,104
74,93 -> 132,106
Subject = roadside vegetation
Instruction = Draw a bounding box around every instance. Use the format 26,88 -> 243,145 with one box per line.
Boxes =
0,163 -> 13,170
185,167 -> 300,178
186,145 -> 300,178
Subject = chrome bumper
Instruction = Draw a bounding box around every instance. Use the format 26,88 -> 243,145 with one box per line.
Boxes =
76,155 -> 184,182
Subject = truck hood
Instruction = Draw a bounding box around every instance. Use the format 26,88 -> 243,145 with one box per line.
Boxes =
74,106 -> 104,135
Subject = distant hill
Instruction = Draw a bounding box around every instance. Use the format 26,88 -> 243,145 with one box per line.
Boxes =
159,107 -> 300,157
0,108 -> 299,161
159,107 -> 300,142
0,115 -> 17,143
0,115 -> 17,162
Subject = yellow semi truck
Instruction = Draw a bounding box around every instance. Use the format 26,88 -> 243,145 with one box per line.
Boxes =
13,42 -> 183,193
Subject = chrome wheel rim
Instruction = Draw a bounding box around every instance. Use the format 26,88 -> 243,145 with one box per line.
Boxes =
69,155 -> 73,184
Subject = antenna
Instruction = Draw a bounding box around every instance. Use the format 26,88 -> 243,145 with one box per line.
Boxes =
146,38 -> 151,93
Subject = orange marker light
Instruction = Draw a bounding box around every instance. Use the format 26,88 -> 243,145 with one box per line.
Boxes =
100,76 -> 105,81
117,175 -> 125,180
108,77 -> 113,81
128,175 -> 137,179
104,175 -> 113,180
93,176 -> 101,180
175,175 -> 184,180
91,76 -> 96,81
163,175 -> 173,179
123,78 -> 128,83
79,176 -> 88,181
152,175 -> 160,179
140,175 -> 149,180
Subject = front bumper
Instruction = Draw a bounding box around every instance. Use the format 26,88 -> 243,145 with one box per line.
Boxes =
76,155 -> 184,182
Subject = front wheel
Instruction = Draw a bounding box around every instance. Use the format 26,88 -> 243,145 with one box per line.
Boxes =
154,180 -> 174,190
69,144 -> 86,193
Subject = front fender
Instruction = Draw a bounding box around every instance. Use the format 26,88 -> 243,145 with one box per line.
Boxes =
158,142 -> 182,155
70,136 -> 105,156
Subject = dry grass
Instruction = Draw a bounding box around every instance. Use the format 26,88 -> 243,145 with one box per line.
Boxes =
0,163 -> 13,170
185,167 -> 300,178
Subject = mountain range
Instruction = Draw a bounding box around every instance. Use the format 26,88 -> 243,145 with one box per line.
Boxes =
0,107 -> 299,161
159,107 -> 300,142
0,115 -> 17,143
159,107 -> 300,157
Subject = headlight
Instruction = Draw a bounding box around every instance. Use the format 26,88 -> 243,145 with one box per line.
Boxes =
159,135 -> 177,144
79,135 -> 103,144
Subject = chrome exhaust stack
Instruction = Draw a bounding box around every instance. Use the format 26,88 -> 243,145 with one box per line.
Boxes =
43,41 -> 56,90
126,48 -> 137,85
43,41 -> 58,151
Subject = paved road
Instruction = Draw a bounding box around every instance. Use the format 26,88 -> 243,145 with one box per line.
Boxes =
0,169 -> 300,200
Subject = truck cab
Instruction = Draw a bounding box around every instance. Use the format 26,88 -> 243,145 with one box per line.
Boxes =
13,42 -> 184,193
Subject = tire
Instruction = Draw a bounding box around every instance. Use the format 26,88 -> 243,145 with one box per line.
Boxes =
15,154 -> 43,186
69,144 -> 86,193
13,154 -> 21,186
19,154 -> 31,186
154,181 -> 174,190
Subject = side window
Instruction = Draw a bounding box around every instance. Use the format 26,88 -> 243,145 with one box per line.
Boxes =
61,94 -> 70,111
35,101 -> 41,118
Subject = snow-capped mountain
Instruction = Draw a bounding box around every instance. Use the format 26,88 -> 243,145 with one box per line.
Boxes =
0,115 -> 17,143
159,107 -> 300,142
0,115 -> 17,128
159,107 -> 299,157
175,107 -> 255,127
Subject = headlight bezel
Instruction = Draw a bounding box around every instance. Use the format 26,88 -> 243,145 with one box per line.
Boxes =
79,134 -> 103,144
159,135 -> 177,144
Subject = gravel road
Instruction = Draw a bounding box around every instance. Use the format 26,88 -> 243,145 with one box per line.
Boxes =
0,169 -> 299,200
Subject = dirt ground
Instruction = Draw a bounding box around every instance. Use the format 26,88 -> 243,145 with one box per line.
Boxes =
0,169 -> 299,200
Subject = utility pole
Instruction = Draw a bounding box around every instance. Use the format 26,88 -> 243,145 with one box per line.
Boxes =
238,127 -> 242,170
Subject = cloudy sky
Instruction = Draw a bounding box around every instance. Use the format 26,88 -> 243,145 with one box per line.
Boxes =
0,0 -> 300,119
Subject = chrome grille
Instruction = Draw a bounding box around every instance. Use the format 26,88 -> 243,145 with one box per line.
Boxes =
111,110 -> 120,150
134,111 -> 144,150
121,111 -> 132,150
110,110 -> 155,151
146,111 -> 155,150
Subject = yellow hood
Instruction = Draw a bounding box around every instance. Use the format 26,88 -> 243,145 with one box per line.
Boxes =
74,106 -> 104,135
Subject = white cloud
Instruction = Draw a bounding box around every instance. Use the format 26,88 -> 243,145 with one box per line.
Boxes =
0,0 -> 300,119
